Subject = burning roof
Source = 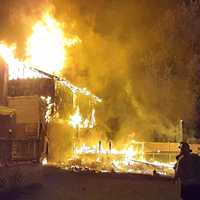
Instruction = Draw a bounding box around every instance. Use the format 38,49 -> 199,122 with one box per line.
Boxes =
0,9 -> 101,103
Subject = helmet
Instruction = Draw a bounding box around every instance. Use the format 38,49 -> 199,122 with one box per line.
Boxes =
179,142 -> 192,152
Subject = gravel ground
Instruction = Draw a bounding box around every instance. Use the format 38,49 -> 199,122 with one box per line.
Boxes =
0,165 -> 180,200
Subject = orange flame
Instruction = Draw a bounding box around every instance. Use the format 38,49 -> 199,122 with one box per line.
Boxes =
0,10 -> 81,78
68,106 -> 96,129
26,11 -> 67,74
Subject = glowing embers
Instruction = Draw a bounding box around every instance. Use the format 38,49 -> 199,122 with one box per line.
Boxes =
74,141 -> 141,160
69,106 -> 96,129
40,96 -> 54,122
42,157 -> 48,165
73,141 -> 141,169
65,141 -> 175,175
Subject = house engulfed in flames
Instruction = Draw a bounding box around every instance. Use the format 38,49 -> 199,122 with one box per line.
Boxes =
0,51 -> 101,165
0,10 -> 101,165
1,10 -> 199,176
0,10 -> 185,175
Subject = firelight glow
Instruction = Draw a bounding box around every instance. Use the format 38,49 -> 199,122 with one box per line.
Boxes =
0,10 -> 81,78
69,106 -> 82,128
26,11 -> 80,74
68,106 -> 96,129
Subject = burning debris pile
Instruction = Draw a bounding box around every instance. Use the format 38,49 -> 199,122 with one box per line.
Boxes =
58,140 -> 175,176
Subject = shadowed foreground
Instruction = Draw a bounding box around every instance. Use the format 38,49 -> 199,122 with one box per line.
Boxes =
0,165 -> 179,200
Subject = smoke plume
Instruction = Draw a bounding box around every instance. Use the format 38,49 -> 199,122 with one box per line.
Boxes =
52,0 -> 200,142
0,0 -> 50,57
1,1 -> 200,160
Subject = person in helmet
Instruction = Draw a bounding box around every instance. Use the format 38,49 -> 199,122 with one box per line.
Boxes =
174,142 -> 200,200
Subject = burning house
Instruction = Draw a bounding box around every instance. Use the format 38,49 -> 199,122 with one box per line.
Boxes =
0,55 -> 101,165
0,45 -> 193,175
1,4 -> 200,177
0,57 -> 54,163
0,10 -> 101,165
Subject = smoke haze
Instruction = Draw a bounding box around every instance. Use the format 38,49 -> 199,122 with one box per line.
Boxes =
1,0 -> 200,145
53,0 -> 199,141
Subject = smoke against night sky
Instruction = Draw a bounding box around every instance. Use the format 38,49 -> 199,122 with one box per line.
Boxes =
54,0 -> 200,141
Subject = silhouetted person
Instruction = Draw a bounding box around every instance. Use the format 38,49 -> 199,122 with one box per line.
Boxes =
174,142 -> 200,200
153,169 -> 157,176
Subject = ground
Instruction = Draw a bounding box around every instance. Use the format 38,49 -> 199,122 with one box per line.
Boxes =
0,165 -> 179,200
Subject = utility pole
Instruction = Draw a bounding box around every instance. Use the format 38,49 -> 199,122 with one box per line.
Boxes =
0,57 -> 8,106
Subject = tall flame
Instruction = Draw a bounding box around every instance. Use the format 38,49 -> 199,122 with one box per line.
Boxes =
0,43 -> 37,79
26,11 -> 80,74
69,106 -> 96,129
26,12 -> 66,74
69,106 -> 82,128
0,10 -> 81,78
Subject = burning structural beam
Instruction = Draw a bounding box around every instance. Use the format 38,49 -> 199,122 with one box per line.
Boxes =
0,45 -> 101,102
28,65 -> 102,103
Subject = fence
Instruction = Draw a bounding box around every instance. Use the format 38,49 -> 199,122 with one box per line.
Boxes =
126,142 -> 200,163
0,138 -> 40,164
143,142 -> 200,163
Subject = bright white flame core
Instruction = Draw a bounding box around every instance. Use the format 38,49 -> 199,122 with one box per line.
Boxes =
69,106 -> 96,129
42,157 -> 48,165
0,10 -> 81,78
69,107 -> 82,128
26,12 -> 66,74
